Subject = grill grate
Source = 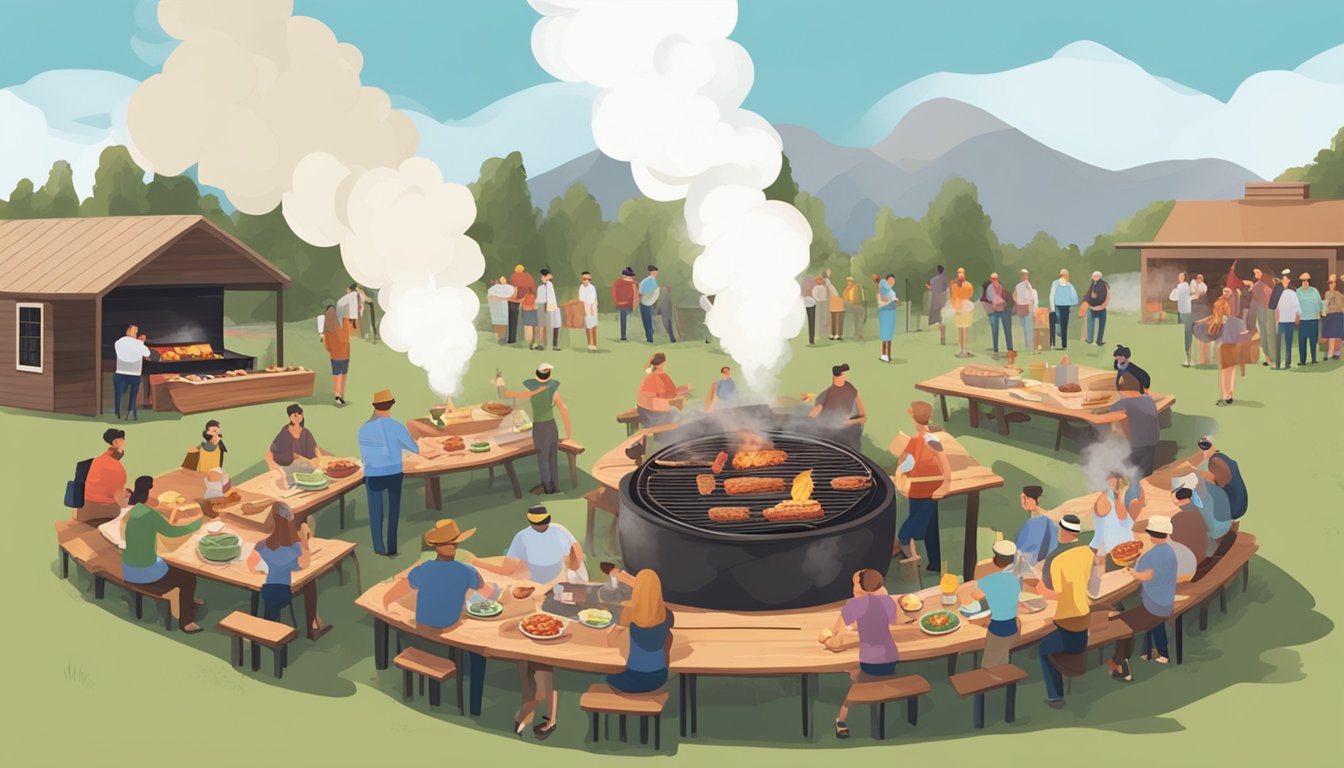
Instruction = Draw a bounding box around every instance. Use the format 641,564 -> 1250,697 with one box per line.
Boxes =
630,431 -> 886,535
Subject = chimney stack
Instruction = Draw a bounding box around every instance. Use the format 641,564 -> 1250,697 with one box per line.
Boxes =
1244,182 -> 1310,200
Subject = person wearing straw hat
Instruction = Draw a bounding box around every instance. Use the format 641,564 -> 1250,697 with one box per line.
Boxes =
1296,272 -> 1323,365
1274,269 -> 1301,369
1322,273 -> 1343,360
382,519 -> 494,715
1035,513 -> 1091,707
1109,515 -> 1179,680
358,389 -> 419,556
963,539 -> 1022,668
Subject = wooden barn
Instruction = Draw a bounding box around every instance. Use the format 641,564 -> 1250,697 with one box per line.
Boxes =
1119,182 -> 1343,319
0,215 -> 290,416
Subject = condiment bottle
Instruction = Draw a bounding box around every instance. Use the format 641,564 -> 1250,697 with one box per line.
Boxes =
939,562 -> 959,605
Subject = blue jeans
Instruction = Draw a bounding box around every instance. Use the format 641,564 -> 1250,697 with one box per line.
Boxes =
607,668 -> 668,694
365,473 -> 404,554
1299,318 -> 1319,364
1016,312 -> 1033,351
1086,308 -> 1107,344
989,310 -> 1013,352
859,661 -> 898,678
897,497 -> 941,572
640,304 -> 655,342
1180,312 -> 1194,358
1146,623 -> 1169,657
1055,305 -> 1073,348
1039,624 -> 1089,701
1276,321 -> 1295,368
619,308 -> 632,340
113,373 -> 141,417
260,583 -> 292,622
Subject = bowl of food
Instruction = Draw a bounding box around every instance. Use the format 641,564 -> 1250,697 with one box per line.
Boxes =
293,470 -> 330,490
442,436 -> 466,453
511,585 -> 536,600
898,594 -> 924,614
1110,540 -> 1144,567
481,402 -> 513,418
918,610 -> 961,636
519,612 -> 568,641
577,608 -> 614,629
198,532 -> 242,563
323,459 -> 360,479
468,441 -> 492,453
466,599 -> 504,619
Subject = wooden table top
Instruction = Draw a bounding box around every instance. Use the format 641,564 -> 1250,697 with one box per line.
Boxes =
590,425 -> 679,492
888,431 -> 1005,498
355,567 -> 1136,676
402,426 -> 538,478
156,465 -> 363,526
915,365 -> 1176,424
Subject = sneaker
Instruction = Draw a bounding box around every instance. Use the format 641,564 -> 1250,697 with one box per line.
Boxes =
879,354 -> 891,363
1045,698 -> 1066,709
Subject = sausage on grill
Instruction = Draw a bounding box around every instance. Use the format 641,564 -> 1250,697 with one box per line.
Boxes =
696,474 -> 716,495
723,477 -> 788,495
708,507 -> 751,523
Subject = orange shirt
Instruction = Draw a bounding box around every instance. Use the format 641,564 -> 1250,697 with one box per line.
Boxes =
323,322 -> 350,360
949,280 -> 975,309
640,372 -> 679,400
85,450 -> 127,504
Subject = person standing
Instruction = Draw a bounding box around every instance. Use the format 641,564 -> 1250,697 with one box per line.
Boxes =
357,285 -> 378,342
1049,269 -> 1079,350
337,284 -> 362,335
536,269 -> 562,351
949,267 -> 976,357
358,389 -> 419,556
1014,269 -> 1038,353
704,366 -> 738,413
639,265 -> 662,343
823,569 -> 901,739
79,428 -> 129,524
119,475 -> 204,633
875,274 -> 899,362
825,269 -> 845,340
1207,288 -> 1249,405
508,264 -> 535,346
892,401 -> 950,571
1110,515 -> 1179,679
807,363 -> 867,450
579,271 -> 600,351
611,267 -> 638,342
499,364 -> 571,496
1034,513 -> 1091,708
321,304 -> 350,405
1013,485 -> 1058,565
1274,270 -> 1300,369
963,540 -> 1021,669
1253,269 -> 1276,366
926,265 -> 949,345
844,275 -> 867,340
1322,274 -> 1343,360
1169,272 -> 1195,367
653,284 -> 679,342
1296,272 -> 1323,365
487,276 -> 515,344
1097,371 -> 1160,478
811,276 -> 829,342
1082,270 -> 1110,346
985,272 -> 1013,357
803,276 -> 820,345
113,324 -> 152,420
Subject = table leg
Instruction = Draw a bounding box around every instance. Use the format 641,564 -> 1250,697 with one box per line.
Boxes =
430,477 -> 443,511
992,404 -> 1009,435
1175,614 -> 1184,665
801,673 -> 811,739
1054,418 -> 1066,451
503,460 -> 522,499
967,398 -> 981,429
374,618 -> 389,670
963,492 -> 981,582
567,452 -> 579,489
947,654 -> 957,676
250,591 -> 259,616
690,674 -> 698,735
938,394 -> 949,423
339,493 -> 346,529
488,465 -> 495,491
679,675 -> 687,738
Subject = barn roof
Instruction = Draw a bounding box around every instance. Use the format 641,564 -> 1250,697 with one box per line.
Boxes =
1118,198 -> 1344,250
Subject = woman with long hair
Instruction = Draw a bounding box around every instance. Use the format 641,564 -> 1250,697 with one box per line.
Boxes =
119,475 -> 204,633
321,303 -> 350,405
246,502 -> 332,639
1091,471 -> 1135,582
607,568 -> 675,694
1201,287 -> 1247,405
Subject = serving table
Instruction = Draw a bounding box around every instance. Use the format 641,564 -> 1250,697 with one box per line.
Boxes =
149,369 -> 315,414
404,418 -> 581,506
157,464 -> 365,529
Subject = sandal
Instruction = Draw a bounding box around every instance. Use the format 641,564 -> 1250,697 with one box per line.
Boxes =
834,720 -> 850,739
534,717 -> 557,740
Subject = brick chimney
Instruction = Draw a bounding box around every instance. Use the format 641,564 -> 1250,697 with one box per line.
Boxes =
1244,182 -> 1310,200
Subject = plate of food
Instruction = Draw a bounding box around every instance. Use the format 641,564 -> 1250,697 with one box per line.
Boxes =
481,402 -> 513,418
577,608 -> 614,629
323,458 -> 360,479
918,610 -> 961,636
519,612 -> 568,641
1109,540 -> 1144,567
897,594 -> 924,614
211,489 -> 244,511
293,470 -> 330,490
468,441 -> 492,453
204,520 -> 226,534
511,585 -> 536,600
466,600 -> 504,619
442,436 -> 466,453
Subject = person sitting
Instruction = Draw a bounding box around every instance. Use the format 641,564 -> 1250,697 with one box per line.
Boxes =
1035,514 -> 1092,708
186,419 -> 228,473
79,428 -> 129,524
119,475 -> 204,633
1112,345 -> 1151,393
605,568 -> 676,698
1013,485 -> 1057,565
1110,515 -> 1179,679
1090,472 -> 1135,581
381,519 -> 495,716
704,366 -> 738,413
821,569 -> 900,739
245,502 -> 331,640
636,353 -> 691,427
265,404 -> 325,487
964,540 -> 1021,668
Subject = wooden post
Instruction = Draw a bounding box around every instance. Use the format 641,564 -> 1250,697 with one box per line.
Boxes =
275,287 -> 285,366
93,296 -> 103,417
1140,251 -> 1150,324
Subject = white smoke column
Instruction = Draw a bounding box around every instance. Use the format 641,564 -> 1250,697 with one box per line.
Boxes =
126,0 -> 484,396
1080,433 -> 1137,492
530,0 -> 811,392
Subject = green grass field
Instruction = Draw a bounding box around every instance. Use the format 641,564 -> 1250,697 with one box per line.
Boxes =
4,312 -> 1337,766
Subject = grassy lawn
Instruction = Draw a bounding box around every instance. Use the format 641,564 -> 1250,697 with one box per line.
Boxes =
4,311 -> 1337,766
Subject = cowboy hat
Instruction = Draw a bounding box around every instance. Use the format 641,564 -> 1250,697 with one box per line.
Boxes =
372,389 -> 395,406
425,518 -> 476,547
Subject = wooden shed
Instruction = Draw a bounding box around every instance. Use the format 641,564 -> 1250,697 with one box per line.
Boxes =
1118,182 -> 1342,318
0,215 -> 290,416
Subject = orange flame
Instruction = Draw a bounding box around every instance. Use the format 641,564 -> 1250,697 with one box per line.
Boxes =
790,470 -> 814,502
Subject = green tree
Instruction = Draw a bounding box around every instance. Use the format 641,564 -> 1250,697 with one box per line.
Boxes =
31,161 -> 80,217
80,145 -> 149,216
793,190 -> 846,275
851,207 -> 935,293
594,197 -> 700,303
538,182 -> 608,297
1277,126 -> 1344,196
0,178 -> 37,219
923,178 -> 999,282
1082,200 -> 1173,276
467,151 -> 544,281
145,173 -> 203,214
763,152 -> 799,203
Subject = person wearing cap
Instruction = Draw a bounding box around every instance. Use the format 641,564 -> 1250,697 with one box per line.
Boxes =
507,264 -> 536,347
1274,270 -> 1301,369
358,389 -> 419,556
499,364 -> 571,495
1296,272 -> 1323,365
1014,485 -> 1058,565
892,401 -> 950,571
639,265 -> 664,343
636,352 -> 692,427
704,365 -> 738,414
487,275 -> 515,344
1082,270 -> 1110,346
1109,515 -> 1179,679
962,540 -> 1021,668
824,268 -> 845,341
1035,513 -> 1092,707
1014,269 -> 1038,352
984,272 -> 1013,357
247,501 -> 331,639
1096,371 -> 1160,478
382,519 -> 494,715
926,265 -> 949,345
950,267 -> 976,357
579,271 -> 600,351
1112,345 -> 1151,394
611,266 -> 638,341
1322,273 -> 1343,360
79,428 -> 129,523
808,364 -> 867,450
1049,269 -> 1078,350
537,268 -> 562,351
843,274 -> 867,340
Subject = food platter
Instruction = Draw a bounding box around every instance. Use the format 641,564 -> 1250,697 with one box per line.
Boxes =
323,459 -> 360,479
519,612 -> 568,641
293,470 -> 330,490
898,594 -> 924,613
918,610 -> 961,636
576,608 -> 614,629
1109,540 -> 1144,567
466,600 -> 504,619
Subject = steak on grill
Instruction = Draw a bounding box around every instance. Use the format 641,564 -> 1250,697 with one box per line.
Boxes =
696,474 -> 716,495
731,450 -> 788,470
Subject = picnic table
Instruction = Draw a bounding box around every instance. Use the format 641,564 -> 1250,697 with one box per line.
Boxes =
402,419 -> 584,508
915,365 -> 1176,450
890,430 -> 1005,581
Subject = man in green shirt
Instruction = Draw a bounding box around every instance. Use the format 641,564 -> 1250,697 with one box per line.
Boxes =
500,363 -> 571,495
120,475 -> 204,632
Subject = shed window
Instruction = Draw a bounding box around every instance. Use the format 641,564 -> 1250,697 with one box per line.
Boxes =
17,303 -> 43,372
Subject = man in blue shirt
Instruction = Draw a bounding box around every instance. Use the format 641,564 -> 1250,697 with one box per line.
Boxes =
1295,272 -> 1323,365
1014,485 -> 1057,564
638,265 -> 662,343
963,540 -> 1021,668
1111,515 -> 1179,680
382,519 -> 496,715
358,389 -> 419,556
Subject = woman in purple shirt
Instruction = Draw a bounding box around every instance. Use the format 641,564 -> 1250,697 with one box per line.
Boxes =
821,569 -> 900,738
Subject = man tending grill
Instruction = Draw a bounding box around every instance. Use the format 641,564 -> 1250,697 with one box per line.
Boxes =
807,363 -> 867,450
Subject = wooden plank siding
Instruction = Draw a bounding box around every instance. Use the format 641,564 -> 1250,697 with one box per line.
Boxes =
51,299 -> 99,415
118,228 -> 285,290
0,298 -> 55,412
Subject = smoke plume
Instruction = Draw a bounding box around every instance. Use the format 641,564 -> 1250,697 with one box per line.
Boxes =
1080,433 -> 1136,492
127,0 -> 484,396
529,0 -> 811,392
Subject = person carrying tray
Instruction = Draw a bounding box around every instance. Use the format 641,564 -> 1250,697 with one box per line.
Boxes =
892,401 -> 951,572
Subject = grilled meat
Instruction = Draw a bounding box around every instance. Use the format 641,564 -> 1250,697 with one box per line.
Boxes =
723,477 -> 788,495
696,474 -> 717,495
731,450 -> 789,470
762,499 -> 824,521
830,476 -> 872,491
711,451 -> 729,475
707,507 -> 751,523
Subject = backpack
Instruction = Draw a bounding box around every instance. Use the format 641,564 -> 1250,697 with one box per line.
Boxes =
1216,454 -> 1248,520
65,458 -> 94,509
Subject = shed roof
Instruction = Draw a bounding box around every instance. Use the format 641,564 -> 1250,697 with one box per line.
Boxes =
0,215 -> 289,297
1118,199 -> 1344,250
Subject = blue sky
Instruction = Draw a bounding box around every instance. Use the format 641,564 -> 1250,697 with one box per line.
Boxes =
4,0 -> 1344,137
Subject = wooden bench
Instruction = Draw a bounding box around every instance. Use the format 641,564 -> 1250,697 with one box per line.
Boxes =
393,647 -> 462,714
845,674 -> 931,740
616,408 -> 641,436
558,439 -> 585,488
949,664 -> 1027,729
583,487 -> 620,555
1171,532 -> 1258,663
56,520 -> 175,631
218,611 -> 297,679
580,683 -> 669,749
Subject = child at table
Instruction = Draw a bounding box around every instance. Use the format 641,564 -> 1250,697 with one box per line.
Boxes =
821,569 -> 901,739
246,502 -> 332,640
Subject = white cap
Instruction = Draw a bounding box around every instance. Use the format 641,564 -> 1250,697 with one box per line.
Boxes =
1282,268 -> 1292,276
538,362 -> 554,372
1145,515 -> 1173,535
990,272 -> 999,279
1060,514 -> 1083,533
1092,271 -> 1103,279
1060,268 -> 1069,276
992,540 -> 1017,558
1019,268 -> 1029,274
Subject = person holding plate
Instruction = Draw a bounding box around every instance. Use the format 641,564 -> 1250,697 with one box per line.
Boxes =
1109,516 -> 1179,680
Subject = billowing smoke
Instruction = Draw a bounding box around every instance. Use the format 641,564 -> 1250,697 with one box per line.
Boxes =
127,0 -> 483,396
1080,433 -> 1136,492
530,0 -> 811,392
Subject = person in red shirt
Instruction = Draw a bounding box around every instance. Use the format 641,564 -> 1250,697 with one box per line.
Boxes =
507,265 -> 536,346
635,353 -> 692,427
611,266 -> 638,341
891,401 -> 950,571
80,428 -> 128,523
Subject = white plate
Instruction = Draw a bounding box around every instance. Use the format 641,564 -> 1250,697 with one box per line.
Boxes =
518,615 -> 569,641
204,521 -> 226,534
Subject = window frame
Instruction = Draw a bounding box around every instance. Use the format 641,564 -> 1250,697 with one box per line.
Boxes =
15,302 -> 44,373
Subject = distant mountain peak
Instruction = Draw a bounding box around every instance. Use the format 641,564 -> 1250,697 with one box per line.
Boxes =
1052,40 -> 1133,65
870,98 -> 1011,168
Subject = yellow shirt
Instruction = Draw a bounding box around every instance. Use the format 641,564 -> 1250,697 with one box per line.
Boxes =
950,280 -> 975,309
1045,544 -> 1093,632
195,445 -> 223,473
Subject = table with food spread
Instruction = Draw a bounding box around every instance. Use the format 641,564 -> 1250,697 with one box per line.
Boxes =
148,367 -> 317,415
157,458 -> 366,529
401,402 -> 551,506
915,365 -> 1176,449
